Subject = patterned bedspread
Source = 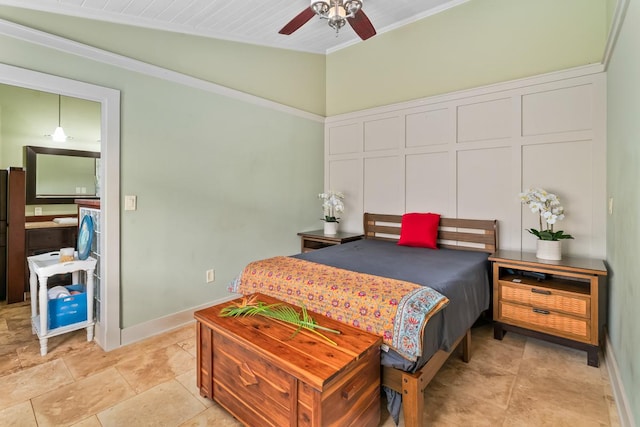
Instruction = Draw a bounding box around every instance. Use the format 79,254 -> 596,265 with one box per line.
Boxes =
228,256 -> 449,361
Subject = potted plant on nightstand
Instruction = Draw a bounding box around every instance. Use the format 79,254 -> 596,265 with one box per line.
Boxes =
318,191 -> 344,235
520,188 -> 574,260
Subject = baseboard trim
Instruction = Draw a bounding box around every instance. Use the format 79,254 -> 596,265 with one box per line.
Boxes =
605,332 -> 636,427
120,294 -> 239,346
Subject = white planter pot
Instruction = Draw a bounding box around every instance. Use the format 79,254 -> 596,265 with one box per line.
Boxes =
536,240 -> 562,260
323,222 -> 338,235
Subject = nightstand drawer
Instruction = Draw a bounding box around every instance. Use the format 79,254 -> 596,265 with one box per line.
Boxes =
499,281 -> 590,318
499,302 -> 590,342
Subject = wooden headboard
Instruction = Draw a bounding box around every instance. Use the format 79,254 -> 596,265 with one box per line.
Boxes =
363,213 -> 498,254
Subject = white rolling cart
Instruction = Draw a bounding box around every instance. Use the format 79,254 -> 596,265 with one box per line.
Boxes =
27,214 -> 97,356
28,252 -> 97,356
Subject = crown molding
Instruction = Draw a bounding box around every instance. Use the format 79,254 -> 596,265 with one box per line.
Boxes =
0,18 -> 325,123
602,0 -> 630,70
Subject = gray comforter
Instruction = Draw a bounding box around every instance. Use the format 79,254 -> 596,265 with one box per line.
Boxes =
294,238 -> 491,424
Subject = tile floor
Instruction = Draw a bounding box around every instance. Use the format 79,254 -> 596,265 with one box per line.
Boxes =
0,300 -> 620,426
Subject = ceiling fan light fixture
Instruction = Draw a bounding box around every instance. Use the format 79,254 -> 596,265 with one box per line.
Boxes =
328,5 -> 347,31
281,0 -> 374,40
310,0 -> 363,33
344,0 -> 362,16
310,0 -> 330,15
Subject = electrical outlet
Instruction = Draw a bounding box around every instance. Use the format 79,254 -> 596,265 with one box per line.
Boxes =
608,197 -> 614,215
206,269 -> 215,283
34,207 -> 42,215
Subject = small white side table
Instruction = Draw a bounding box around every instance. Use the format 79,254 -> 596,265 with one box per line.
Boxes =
27,252 -> 97,356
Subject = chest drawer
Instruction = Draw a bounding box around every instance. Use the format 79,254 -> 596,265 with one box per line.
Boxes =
499,301 -> 590,342
498,280 -> 590,318
213,332 -> 294,427
303,348 -> 380,427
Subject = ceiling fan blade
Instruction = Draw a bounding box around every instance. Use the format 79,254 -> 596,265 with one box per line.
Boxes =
347,9 -> 376,40
279,8 -> 316,35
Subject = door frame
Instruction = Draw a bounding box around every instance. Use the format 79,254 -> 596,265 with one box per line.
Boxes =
0,62 -> 121,351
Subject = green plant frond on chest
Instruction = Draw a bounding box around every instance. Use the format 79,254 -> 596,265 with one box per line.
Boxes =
219,296 -> 341,345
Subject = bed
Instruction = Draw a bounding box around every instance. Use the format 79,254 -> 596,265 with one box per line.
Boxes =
231,213 -> 498,427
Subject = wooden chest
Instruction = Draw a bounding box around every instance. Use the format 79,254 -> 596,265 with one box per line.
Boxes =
195,293 -> 382,427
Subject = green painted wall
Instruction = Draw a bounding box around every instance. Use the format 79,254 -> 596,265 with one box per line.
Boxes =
326,0 -> 608,115
0,35 -> 324,327
0,6 -> 326,116
606,0 -> 640,423
0,86 -> 100,216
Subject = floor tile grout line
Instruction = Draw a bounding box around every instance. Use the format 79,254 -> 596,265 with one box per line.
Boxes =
28,398 -> 39,427
1,303 -> 618,426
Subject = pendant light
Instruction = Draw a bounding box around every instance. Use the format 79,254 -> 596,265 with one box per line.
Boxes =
52,94 -> 67,142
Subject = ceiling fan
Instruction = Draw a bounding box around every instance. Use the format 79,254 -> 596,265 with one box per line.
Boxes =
279,0 -> 376,41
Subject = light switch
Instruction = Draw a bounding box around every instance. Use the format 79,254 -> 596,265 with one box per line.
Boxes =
124,195 -> 137,211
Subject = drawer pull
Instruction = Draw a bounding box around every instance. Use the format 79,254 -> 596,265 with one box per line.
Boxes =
531,288 -> 551,295
341,376 -> 366,401
342,384 -> 357,401
533,308 -> 550,315
239,362 -> 258,387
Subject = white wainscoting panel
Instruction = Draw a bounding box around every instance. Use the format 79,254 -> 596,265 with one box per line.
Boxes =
364,116 -> 403,152
325,67 -> 606,257
328,158 -> 362,233
522,140 -> 596,257
457,147 -> 514,250
329,123 -> 361,155
522,84 -> 593,136
406,108 -> 449,148
364,156 -> 404,215
457,97 -> 512,143
405,152 -> 451,215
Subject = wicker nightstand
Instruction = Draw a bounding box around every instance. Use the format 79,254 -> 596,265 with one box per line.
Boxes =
489,250 -> 607,366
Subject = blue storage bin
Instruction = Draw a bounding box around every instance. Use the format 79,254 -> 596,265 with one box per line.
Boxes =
48,284 -> 88,329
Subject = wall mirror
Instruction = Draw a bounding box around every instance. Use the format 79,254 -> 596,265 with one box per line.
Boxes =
25,145 -> 100,204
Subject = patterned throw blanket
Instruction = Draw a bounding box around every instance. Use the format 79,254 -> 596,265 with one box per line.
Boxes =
228,256 -> 449,361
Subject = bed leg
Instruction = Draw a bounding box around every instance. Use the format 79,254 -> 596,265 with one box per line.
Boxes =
396,328 -> 471,427
462,329 -> 471,363
401,371 -> 426,427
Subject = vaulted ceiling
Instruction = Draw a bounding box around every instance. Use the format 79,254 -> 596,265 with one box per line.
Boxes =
0,0 -> 469,54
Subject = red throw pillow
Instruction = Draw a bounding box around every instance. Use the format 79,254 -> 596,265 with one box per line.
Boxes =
397,213 -> 441,249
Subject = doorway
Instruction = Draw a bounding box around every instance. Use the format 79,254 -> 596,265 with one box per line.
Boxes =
0,63 -> 121,351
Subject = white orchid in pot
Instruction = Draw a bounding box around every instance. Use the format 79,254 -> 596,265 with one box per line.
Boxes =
519,188 -> 573,260
318,191 -> 344,235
